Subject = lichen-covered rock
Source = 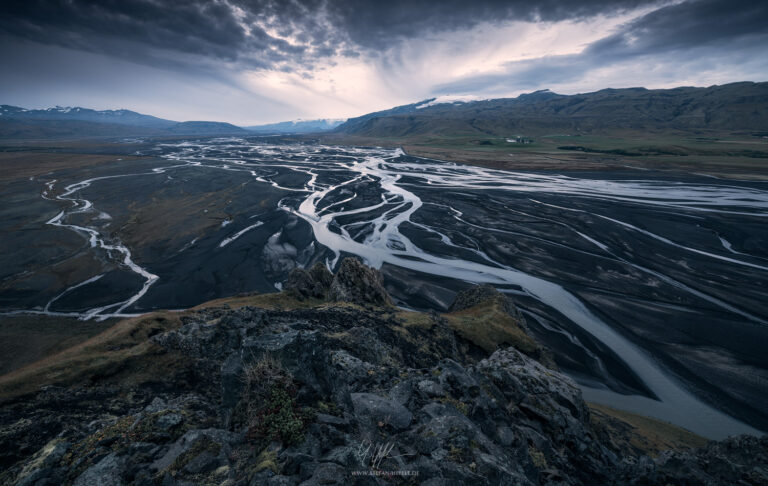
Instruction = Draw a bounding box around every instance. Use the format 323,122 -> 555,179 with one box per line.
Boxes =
329,257 -> 393,307
13,439 -> 69,486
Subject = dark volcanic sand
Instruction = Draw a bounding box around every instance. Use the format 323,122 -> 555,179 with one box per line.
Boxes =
0,138 -> 767,439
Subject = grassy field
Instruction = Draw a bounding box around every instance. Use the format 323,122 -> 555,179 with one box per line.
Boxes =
320,130 -> 768,179
0,315 -> 119,375
589,403 -> 708,456
0,311 -> 187,403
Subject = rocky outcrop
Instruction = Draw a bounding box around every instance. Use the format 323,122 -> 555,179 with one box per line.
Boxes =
284,263 -> 334,300
1,263 -> 766,485
445,284 -> 554,368
449,284 -> 504,312
329,257 -> 394,307
283,258 -> 392,307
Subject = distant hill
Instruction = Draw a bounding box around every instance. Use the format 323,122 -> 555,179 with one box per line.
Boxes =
0,118 -> 164,139
335,82 -> 768,137
0,105 -> 247,139
244,119 -> 345,134
167,121 -> 247,135
0,105 -> 176,129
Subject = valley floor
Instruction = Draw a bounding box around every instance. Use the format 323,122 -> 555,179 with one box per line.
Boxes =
318,131 -> 768,180
1,135 -> 766,442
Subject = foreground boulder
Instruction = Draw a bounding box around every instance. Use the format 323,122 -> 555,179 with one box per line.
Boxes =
1,263 -> 766,485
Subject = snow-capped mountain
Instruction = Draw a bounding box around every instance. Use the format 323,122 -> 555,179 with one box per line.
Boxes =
0,105 -> 176,128
244,118 -> 346,134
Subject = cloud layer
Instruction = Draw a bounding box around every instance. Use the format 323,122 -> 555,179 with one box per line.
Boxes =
0,0 -> 766,123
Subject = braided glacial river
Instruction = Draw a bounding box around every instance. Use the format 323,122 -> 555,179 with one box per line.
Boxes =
8,138 -> 768,439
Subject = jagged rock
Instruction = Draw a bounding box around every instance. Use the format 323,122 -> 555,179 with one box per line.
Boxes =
300,462 -> 347,485
329,257 -> 393,307
418,379 -> 446,398
221,353 -> 244,425
474,347 -> 587,426
73,453 -> 124,486
156,412 -> 183,431
152,429 -> 237,474
308,262 -> 333,290
449,284 -> 504,312
283,262 -> 333,300
13,438 -> 69,486
350,392 -> 413,430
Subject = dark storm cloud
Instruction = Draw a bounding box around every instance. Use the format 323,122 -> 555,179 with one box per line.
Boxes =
1,1 -> 246,59
321,0 -> 659,50
435,0 -> 768,94
0,0 -> 660,73
586,0 -> 768,57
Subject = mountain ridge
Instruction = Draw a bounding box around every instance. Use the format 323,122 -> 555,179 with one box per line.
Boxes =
0,105 -> 246,138
335,81 -> 768,137
0,105 -> 177,128
244,118 -> 346,134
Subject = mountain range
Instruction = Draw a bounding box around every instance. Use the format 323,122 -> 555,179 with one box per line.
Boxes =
334,82 -> 768,137
0,106 -> 346,139
0,105 -> 247,139
3,81 -> 767,141
244,118 -> 345,134
0,105 -> 176,128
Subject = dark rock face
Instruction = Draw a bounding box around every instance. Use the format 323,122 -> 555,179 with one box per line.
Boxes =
284,262 -> 334,300
2,280 -> 767,485
284,258 -> 391,306
329,257 -> 394,307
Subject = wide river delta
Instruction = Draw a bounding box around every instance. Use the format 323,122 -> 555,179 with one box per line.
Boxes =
1,138 -> 767,439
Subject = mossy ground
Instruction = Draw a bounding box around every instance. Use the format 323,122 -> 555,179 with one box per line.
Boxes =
442,297 -> 538,355
589,403 -> 708,457
0,311 -> 187,403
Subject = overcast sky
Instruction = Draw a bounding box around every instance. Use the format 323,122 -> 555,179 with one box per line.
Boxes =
1,0 -> 766,124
